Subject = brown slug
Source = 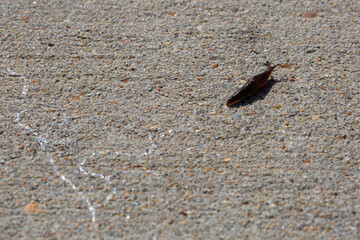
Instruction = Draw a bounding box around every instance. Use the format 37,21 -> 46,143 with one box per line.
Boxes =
226,61 -> 280,107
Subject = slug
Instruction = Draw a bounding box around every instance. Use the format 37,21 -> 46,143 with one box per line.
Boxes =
226,61 -> 279,107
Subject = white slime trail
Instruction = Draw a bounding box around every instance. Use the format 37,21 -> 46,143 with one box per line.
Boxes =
7,66 -> 120,223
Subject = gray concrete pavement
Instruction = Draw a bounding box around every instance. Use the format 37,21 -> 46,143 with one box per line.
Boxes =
1,0 -> 359,239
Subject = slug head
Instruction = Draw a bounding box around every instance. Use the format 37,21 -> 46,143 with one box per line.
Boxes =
265,61 -> 280,70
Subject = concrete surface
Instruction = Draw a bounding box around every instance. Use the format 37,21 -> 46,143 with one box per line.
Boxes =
1,0 -> 359,239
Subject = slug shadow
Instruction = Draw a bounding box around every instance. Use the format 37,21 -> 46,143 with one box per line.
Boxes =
228,78 -> 279,108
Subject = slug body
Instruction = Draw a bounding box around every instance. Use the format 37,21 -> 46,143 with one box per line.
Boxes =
226,62 -> 279,107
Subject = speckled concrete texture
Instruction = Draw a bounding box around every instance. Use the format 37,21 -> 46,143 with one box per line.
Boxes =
1,0 -> 359,239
